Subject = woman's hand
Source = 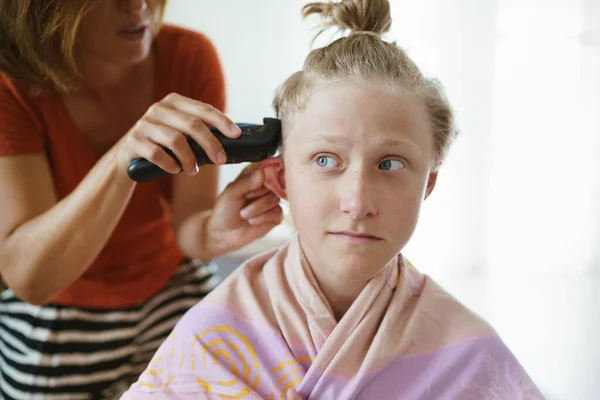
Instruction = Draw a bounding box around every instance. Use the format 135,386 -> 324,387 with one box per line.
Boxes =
113,92 -> 241,176
200,164 -> 284,260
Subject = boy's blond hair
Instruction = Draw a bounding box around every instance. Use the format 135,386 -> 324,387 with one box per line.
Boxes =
273,0 -> 457,169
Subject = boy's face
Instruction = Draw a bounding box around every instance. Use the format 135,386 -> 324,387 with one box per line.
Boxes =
281,82 -> 437,282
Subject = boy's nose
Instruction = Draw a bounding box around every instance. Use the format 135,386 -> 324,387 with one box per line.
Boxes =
339,169 -> 378,220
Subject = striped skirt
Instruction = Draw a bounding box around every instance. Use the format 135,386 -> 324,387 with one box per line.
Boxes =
0,260 -> 221,400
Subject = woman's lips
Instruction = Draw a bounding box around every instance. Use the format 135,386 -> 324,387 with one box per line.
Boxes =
118,26 -> 147,41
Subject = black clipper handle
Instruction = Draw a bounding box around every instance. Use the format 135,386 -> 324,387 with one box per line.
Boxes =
127,117 -> 281,182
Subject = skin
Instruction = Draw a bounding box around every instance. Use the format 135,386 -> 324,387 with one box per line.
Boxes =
265,82 -> 438,321
0,0 -> 282,305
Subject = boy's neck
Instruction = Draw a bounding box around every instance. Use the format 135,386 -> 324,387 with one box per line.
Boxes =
315,274 -> 365,322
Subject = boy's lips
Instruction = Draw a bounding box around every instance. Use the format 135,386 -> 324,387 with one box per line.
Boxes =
329,231 -> 383,242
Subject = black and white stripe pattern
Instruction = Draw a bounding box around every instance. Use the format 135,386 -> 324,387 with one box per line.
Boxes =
0,260 -> 221,400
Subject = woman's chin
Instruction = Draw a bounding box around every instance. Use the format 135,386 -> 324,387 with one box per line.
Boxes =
103,40 -> 153,66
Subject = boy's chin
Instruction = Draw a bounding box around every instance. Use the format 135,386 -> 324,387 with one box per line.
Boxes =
325,253 -> 397,281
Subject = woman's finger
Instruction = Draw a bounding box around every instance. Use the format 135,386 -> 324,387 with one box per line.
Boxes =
245,187 -> 271,200
244,221 -> 280,242
238,162 -> 261,178
163,92 -> 241,139
145,102 -> 226,165
127,127 -> 181,174
240,193 -> 281,220
139,121 -> 200,175
248,205 -> 283,225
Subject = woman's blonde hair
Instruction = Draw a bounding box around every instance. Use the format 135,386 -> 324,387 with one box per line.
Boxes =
273,0 -> 456,168
0,0 -> 168,92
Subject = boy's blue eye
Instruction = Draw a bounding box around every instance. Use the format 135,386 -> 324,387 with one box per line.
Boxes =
316,156 -> 337,168
379,159 -> 404,171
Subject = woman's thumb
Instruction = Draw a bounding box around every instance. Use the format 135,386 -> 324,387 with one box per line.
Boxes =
224,169 -> 264,199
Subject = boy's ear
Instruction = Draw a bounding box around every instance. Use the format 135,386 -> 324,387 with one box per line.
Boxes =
424,171 -> 438,200
259,157 -> 287,200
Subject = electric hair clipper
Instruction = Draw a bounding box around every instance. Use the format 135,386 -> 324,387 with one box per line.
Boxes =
127,117 -> 281,182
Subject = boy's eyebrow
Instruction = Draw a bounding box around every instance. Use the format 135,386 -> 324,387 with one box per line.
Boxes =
309,134 -> 351,146
376,137 -> 420,152
309,134 -> 421,152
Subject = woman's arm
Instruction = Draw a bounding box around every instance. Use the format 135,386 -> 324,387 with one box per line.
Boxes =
0,91 -> 241,305
171,165 -> 219,260
0,150 -> 136,305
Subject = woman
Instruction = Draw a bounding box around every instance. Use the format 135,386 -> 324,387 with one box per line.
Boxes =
0,0 -> 282,398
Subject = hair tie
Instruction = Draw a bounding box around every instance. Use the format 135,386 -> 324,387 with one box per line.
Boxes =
349,30 -> 381,38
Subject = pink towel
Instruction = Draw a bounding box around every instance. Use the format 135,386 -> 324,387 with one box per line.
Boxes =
121,236 -> 543,399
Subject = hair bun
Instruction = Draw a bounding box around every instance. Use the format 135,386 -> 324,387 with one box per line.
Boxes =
302,0 -> 392,37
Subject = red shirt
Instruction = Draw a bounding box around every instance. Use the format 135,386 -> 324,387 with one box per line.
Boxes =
0,25 -> 226,308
